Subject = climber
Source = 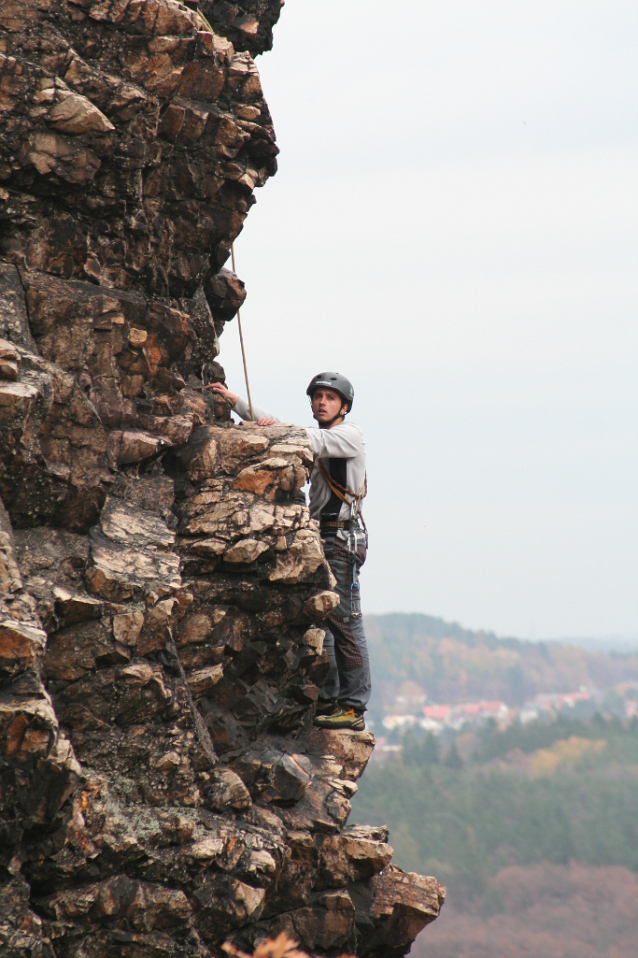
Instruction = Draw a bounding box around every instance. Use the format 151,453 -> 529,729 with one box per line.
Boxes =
207,372 -> 371,731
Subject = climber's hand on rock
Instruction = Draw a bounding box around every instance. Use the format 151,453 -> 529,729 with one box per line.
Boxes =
206,383 -> 238,406
257,418 -> 277,426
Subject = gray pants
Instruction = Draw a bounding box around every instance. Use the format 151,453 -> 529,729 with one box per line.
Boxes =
319,534 -> 372,711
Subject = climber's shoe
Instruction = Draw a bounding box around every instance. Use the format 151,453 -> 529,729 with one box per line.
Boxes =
314,706 -> 365,731
315,698 -> 339,717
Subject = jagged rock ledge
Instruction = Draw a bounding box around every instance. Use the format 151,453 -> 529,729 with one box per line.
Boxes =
0,1 -> 444,955
1,410 -> 444,957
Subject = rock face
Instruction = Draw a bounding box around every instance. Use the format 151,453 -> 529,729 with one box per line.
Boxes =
0,2 -> 445,956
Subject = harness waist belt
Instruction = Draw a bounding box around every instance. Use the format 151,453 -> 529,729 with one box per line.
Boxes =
319,518 -> 349,530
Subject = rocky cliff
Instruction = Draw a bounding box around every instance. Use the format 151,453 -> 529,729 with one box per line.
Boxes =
0,2 -> 444,955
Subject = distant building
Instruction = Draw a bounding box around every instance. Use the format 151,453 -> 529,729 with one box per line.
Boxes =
452,700 -> 509,721
423,704 -> 451,722
391,680 -> 427,713
382,714 -> 419,731
519,707 -> 540,725
526,688 -> 595,715
420,717 -> 445,733
539,691 -> 591,709
414,700 -> 509,733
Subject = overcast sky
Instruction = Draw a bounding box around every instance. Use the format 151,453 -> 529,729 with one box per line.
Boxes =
220,0 -> 638,641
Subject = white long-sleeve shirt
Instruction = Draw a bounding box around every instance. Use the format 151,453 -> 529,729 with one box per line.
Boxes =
234,396 -> 366,521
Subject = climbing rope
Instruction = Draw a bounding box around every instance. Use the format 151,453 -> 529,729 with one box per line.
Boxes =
167,628 -> 218,767
194,7 -> 214,33
191,11 -> 254,421
230,243 -> 255,422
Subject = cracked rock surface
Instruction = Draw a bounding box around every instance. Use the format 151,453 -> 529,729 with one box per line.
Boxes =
0,1 -> 445,955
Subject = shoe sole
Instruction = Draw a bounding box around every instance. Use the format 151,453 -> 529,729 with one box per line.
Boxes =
313,718 -> 365,731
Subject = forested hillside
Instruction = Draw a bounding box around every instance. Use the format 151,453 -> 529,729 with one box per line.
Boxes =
352,715 -> 638,957
410,863 -> 638,958
353,717 -> 638,895
365,613 -> 638,707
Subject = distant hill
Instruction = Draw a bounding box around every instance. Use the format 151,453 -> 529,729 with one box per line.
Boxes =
359,615 -> 638,958
411,863 -> 638,958
365,613 -> 638,708
553,635 -> 638,654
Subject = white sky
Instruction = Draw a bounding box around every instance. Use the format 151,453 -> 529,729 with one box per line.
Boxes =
220,0 -> 638,640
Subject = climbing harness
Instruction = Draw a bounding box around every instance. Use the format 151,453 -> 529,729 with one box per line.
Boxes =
316,459 -> 368,618
318,518 -> 350,531
316,458 -> 367,517
230,243 -> 255,422
349,552 -> 362,619
340,517 -> 367,619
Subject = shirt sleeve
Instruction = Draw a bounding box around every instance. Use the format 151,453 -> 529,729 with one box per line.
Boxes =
233,396 -> 280,423
304,422 -> 363,458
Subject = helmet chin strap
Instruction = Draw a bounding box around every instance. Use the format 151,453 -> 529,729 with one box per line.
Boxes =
316,412 -> 342,429
311,400 -> 348,429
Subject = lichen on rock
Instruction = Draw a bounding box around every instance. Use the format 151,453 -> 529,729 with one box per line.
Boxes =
0,2 -> 444,955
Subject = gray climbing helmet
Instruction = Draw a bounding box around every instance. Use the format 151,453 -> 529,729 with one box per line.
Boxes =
306,372 -> 354,411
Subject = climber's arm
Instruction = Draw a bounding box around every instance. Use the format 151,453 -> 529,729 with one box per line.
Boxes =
206,383 -> 279,424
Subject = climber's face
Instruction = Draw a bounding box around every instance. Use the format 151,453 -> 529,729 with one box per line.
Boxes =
311,388 -> 348,425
